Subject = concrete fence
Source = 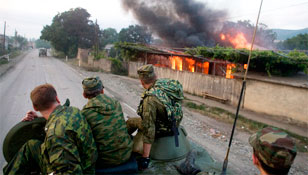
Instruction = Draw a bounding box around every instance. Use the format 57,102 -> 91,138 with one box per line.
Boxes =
129,61 -> 308,124
77,48 -> 112,72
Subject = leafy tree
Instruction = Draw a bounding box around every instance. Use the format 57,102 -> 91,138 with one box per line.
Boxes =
14,35 -> 28,49
35,39 -> 51,49
40,8 -> 100,57
101,28 -> 118,48
277,34 -> 308,50
118,25 -> 152,44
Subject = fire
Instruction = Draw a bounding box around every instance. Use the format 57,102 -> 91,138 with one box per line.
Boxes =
203,62 -> 209,74
226,64 -> 236,79
185,58 -> 195,72
220,34 -> 226,40
170,56 -> 183,71
220,32 -> 250,49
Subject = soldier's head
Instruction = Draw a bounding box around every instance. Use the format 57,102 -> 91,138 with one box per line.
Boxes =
82,77 -> 104,99
137,64 -> 157,89
249,127 -> 297,175
30,84 -> 60,112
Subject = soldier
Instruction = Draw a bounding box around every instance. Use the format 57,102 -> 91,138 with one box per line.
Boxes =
81,77 -> 133,169
126,64 -> 184,170
249,127 -> 297,175
3,84 -> 97,174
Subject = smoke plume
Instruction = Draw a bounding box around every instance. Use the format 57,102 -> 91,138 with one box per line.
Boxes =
122,0 -> 227,47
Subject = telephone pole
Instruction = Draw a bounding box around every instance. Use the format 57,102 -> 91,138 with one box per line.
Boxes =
3,21 -> 6,50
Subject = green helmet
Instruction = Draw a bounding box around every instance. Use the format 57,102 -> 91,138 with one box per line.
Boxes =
137,64 -> 155,79
249,127 -> 297,169
82,77 -> 104,93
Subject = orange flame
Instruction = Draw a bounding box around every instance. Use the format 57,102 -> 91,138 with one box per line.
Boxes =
203,62 -> 209,74
226,64 -> 236,79
170,56 -> 183,71
185,58 -> 195,72
220,34 -> 226,40
220,32 -> 250,49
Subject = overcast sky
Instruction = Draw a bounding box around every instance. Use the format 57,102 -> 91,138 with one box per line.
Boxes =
0,0 -> 307,39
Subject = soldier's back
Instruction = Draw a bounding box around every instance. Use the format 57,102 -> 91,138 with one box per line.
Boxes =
82,94 -> 133,167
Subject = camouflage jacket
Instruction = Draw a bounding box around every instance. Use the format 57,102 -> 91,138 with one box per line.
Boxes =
138,79 -> 184,144
82,94 -> 133,167
42,105 -> 97,174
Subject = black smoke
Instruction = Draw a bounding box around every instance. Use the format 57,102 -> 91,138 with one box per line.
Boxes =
122,0 -> 227,47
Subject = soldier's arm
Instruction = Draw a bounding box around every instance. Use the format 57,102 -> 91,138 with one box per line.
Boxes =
141,96 -> 157,145
46,129 -> 83,174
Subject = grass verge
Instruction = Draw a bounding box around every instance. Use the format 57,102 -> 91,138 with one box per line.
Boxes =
184,101 -> 308,152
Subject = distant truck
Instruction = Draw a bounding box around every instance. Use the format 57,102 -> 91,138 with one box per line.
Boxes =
39,48 -> 47,57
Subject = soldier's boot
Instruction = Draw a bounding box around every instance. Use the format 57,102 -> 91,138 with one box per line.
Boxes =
126,117 -> 143,135
3,139 -> 44,175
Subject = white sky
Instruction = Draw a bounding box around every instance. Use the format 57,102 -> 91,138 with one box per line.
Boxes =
0,0 -> 307,39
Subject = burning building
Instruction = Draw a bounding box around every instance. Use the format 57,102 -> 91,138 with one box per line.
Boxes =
117,43 -> 238,79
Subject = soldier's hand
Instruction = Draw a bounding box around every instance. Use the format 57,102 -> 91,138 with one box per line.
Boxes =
22,111 -> 38,121
137,157 -> 150,170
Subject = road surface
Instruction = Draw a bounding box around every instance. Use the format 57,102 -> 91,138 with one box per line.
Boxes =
0,50 -> 137,170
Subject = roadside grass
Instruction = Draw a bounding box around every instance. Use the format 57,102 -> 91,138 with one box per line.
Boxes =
0,59 -> 9,65
184,101 -> 308,152
9,50 -> 21,58
0,51 -> 21,65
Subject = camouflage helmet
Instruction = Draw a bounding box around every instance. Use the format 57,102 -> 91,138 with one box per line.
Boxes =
137,64 -> 155,79
249,127 -> 297,169
82,77 -> 104,93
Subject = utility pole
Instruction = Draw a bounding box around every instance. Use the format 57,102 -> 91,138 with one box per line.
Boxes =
3,21 -> 6,51
94,19 -> 99,57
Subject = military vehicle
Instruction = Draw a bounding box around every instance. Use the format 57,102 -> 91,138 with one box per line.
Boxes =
2,100 -> 226,174
38,48 -> 47,57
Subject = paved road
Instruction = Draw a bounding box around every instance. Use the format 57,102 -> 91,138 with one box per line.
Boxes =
0,50 -> 137,170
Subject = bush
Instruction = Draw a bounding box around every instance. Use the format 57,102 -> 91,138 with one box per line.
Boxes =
185,46 -> 308,76
108,57 -> 128,75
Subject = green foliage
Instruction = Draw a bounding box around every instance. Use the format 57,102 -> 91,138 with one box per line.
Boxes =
40,8 -> 100,57
108,57 -> 128,75
118,25 -> 152,44
185,46 -> 308,76
0,59 -> 9,65
115,42 -> 159,61
101,28 -> 118,48
277,34 -> 308,50
35,39 -> 51,49
93,50 -> 107,60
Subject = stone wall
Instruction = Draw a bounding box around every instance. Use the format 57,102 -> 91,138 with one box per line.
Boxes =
88,55 -> 112,72
244,79 -> 308,123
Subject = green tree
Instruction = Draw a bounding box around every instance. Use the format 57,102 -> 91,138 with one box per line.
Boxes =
118,25 -> 152,44
35,39 -> 51,49
40,8 -> 100,57
278,34 -> 308,50
101,28 -> 118,48
14,35 -> 28,49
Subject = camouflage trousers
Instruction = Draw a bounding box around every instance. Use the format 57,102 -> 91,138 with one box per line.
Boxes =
3,139 -> 47,175
126,118 -> 144,154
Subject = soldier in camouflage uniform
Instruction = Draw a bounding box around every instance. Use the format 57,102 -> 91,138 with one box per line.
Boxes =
249,127 -> 297,175
126,64 -> 184,170
3,84 -> 97,174
81,77 -> 133,168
